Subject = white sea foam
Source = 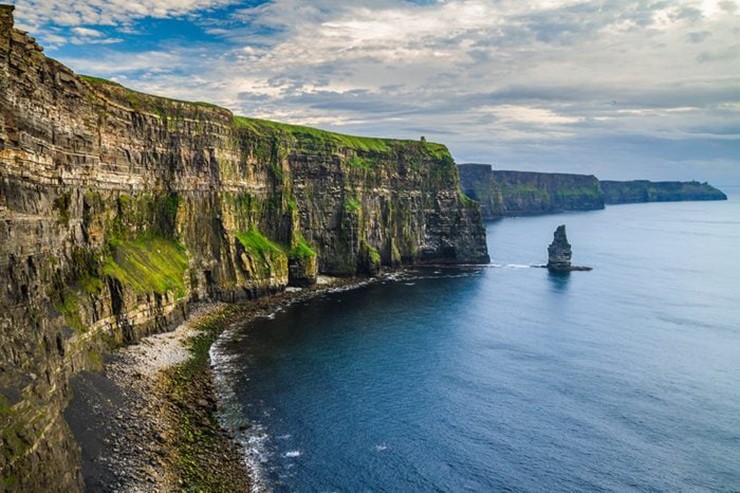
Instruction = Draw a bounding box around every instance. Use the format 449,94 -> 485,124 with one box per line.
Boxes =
285,450 -> 301,458
210,329 -> 272,492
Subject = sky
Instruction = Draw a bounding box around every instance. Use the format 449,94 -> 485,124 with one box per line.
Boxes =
10,0 -> 740,182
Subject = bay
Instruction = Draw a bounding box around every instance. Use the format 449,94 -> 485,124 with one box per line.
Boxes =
213,188 -> 740,492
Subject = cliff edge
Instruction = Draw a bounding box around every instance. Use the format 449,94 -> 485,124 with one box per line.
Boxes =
0,6 -> 488,490
600,180 -> 727,204
459,164 -> 727,220
459,164 -> 604,219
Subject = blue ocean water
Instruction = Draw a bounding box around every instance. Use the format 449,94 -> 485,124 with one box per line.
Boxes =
213,190 -> 740,492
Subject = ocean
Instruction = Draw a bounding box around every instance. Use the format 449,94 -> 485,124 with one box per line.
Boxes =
211,188 -> 740,492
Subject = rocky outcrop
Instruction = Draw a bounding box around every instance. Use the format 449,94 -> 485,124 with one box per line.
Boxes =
0,6 -> 488,491
458,164 -> 604,219
600,180 -> 727,204
546,225 -> 591,272
547,225 -> 572,271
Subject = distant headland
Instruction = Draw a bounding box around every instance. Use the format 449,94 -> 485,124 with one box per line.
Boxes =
458,163 -> 727,220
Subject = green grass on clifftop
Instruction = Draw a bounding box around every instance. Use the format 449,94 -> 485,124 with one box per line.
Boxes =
80,75 -> 454,161
234,116 -> 394,152
104,236 -> 189,297
234,116 -> 453,160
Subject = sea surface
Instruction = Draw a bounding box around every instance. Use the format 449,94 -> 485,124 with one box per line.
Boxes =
212,189 -> 740,492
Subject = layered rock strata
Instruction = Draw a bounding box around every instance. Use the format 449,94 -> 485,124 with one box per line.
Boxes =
547,225 -> 572,271
0,6 -> 488,491
459,164 -> 604,219
546,225 -> 591,272
600,180 -> 727,204
459,164 -> 727,220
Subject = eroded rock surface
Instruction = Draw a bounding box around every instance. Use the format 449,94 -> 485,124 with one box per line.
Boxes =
458,164 -> 726,220
547,225 -> 572,271
0,5 -> 488,491
458,164 -> 604,219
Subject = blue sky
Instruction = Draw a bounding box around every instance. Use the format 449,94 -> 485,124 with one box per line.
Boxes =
11,0 -> 740,182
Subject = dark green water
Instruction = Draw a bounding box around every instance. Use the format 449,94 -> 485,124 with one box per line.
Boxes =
212,190 -> 740,492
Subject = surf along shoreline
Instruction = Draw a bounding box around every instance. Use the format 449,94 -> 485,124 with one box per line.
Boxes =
66,276 -> 371,492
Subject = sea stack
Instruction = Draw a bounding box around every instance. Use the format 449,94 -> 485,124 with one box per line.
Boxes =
547,225 -> 592,272
547,225 -> 572,271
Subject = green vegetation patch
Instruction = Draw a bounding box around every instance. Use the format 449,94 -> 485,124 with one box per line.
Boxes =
344,196 -> 361,214
423,142 -> 454,161
103,236 -> 189,297
458,190 -> 476,207
50,248 -> 105,332
289,237 -> 317,260
234,116 -> 394,152
368,245 -> 381,265
54,287 -> 85,332
236,228 -> 289,278
0,394 -> 11,417
348,155 -> 372,171
235,229 -> 284,258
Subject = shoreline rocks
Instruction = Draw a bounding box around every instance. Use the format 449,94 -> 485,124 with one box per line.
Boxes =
65,276 -> 369,492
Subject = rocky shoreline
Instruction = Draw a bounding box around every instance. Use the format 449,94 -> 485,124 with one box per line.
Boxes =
66,276 -> 363,492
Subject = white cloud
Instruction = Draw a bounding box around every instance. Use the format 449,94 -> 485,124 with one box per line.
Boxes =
12,0 -> 241,28
13,0 -> 740,180
71,27 -> 104,38
486,105 -> 584,125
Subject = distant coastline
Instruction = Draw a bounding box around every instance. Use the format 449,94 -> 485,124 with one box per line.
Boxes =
459,163 -> 727,220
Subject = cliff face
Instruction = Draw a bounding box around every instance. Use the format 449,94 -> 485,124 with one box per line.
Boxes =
459,164 -> 727,220
459,164 -> 604,220
600,180 -> 727,204
0,7 -> 488,491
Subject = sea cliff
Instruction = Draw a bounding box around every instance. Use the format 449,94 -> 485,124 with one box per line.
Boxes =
458,164 -> 604,219
0,6 -> 488,490
600,180 -> 727,204
459,163 -> 726,220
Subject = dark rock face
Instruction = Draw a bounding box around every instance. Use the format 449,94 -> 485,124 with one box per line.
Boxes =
458,164 -> 604,220
600,180 -> 727,204
547,225 -> 572,271
458,164 -> 727,221
0,7 -> 488,491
